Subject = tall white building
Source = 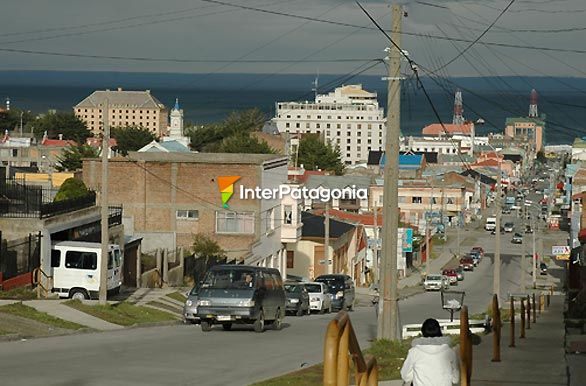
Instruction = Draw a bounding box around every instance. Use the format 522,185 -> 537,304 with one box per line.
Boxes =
273,84 -> 386,165
163,98 -> 190,148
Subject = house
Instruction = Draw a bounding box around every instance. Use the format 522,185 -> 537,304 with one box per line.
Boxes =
137,140 -> 190,153
82,152 -> 290,271
303,174 -> 371,213
287,211 -> 366,284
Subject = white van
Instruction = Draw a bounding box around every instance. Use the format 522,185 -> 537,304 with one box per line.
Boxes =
51,241 -> 122,300
485,217 -> 497,231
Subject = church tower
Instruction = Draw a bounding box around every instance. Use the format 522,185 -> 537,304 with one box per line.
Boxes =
169,98 -> 184,137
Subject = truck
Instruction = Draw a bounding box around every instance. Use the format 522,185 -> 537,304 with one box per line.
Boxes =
485,216 -> 497,231
51,241 -> 122,300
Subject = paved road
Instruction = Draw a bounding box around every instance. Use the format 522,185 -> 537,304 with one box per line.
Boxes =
0,221 -> 564,386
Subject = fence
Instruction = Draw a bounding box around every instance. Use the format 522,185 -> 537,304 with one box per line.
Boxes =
0,231 -> 41,283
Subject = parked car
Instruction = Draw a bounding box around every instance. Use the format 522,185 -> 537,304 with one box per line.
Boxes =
512,233 -> 523,244
442,269 -> 458,285
194,265 -> 286,333
539,263 -> 548,275
471,246 -> 484,257
424,274 -> 449,291
459,257 -> 474,271
468,251 -> 481,266
491,226 -> 505,235
284,282 -> 310,316
303,282 -> 332,314
504,222 -> 515,232
183,285 -> 200,324
315,274 -> 355,311
455,267 -> 464,281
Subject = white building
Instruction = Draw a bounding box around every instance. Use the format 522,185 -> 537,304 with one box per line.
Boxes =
272,84 -> 386,165
164,98 -> 190,148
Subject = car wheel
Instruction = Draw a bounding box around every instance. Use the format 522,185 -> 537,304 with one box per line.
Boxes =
70,289 -> 88,301
201,320 -> 212,332
222,323 -> 232,331
253,310 -> 265,333
273,309 -> 283,331
296,306 -> 304,317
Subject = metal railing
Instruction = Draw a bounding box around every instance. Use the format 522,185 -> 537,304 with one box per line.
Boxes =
32,267 -> 53,299
323,310 -> 378,386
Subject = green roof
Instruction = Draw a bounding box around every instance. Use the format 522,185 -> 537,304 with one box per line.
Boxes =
505,116 -> 545,126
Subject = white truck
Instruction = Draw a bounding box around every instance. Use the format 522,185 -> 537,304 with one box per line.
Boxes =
51,241 -> 122,300
485,216 -> 497,231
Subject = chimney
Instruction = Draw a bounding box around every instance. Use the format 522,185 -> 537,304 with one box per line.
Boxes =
117,87 -> 122,91
58,134 -> 63,140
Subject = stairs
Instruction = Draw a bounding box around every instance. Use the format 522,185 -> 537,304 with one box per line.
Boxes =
127,288 -> 186,317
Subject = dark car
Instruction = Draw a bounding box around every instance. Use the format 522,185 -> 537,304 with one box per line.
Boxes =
525,225 -> 533,233
539,263 -> 548,275
459,257 -> 474,271
194,265 -> 286,333
315,274 -> 355,311
455,267 -> 464,281
512,233 -> 523,244
284,282 -> 310,316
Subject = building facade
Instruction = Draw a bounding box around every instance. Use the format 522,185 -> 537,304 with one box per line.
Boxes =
82,152 -> 289,270
74,88 -> 168,137
272,85 -> 386,165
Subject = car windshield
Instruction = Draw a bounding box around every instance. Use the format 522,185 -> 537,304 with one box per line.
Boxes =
284,284 -> 302,293
200,269 -> 256,289
426,275 -> 442,281
316,277 -> 343,293
304,284 -> 322,293
189,286 -> 199,296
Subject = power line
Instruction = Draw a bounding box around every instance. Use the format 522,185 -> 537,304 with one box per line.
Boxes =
433,0 -> 517,72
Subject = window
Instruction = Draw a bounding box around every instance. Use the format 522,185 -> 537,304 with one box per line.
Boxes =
216,211 -> 255,234
447,198 -> 454,204
176,210 -> 199,220
65,251 -> 97,270
412,197 -> 422,204
265,208 -> 274,233
284,205 -> 293,224
51,250 -> 61,268
326,123 -> 330,129
306,122 -> 310,128
285,122 -> 290,128
286,251 -> 294,269
295,123 -> 300,128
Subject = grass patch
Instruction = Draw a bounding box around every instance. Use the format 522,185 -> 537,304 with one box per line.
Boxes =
432,235 -> 447,246
252,339 -> 413,385
147,301 -> 181,314
166,291 -> 187,303
472,307 -> 512,323
65,300 -> 178,326
0,303 -> 86,330
0,286 -> 38,300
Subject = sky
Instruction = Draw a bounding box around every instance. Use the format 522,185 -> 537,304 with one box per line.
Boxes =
0,0 -> 585,77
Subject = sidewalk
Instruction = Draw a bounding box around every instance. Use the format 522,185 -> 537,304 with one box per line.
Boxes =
471,295 -> 567,385
23,300 -> 124,331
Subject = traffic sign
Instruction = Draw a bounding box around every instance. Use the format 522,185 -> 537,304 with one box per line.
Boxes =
552,246 -> 570,255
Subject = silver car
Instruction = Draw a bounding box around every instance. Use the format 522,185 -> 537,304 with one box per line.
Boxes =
424,274 -> 449,291
303,282 -> 332,314
183,286 -> 200,324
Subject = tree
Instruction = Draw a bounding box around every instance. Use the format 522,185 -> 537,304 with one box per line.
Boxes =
54,178 -> 90,202
0,108 -> 34,133
56,145 -> 100,172
298,134 -> 345,175
192,233 -> 225,260
536,150 -> 547,163
111,125 -> 157,155
28,111 -> 91,143
185,108 -> 267,151
218,132 -> 275,154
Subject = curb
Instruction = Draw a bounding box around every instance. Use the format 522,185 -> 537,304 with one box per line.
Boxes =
125,320 -> 182,330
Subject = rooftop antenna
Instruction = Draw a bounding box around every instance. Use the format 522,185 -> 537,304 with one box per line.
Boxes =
529,89 -> 538,118
312,69 -> 319,101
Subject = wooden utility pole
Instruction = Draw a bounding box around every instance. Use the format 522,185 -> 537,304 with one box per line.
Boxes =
378,3 -> 401,341
493,169 -> 502,304
99,99 -> 110,304
325,201 -> 332,274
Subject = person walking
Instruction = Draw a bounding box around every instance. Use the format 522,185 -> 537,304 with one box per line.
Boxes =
400,318 -> 459,386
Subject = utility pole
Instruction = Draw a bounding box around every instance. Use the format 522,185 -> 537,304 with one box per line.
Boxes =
521,202 -> 527,291
531,216 -> 537,288
325,201 -> 332,274
378,3 -> 401,341
374,206 -> 379,284
493,169 -> 502,303
99,99 -> 110,305
457,210 -> 461,257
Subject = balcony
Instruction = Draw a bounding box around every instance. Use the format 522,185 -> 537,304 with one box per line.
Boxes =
0,179 -> 96,219
281,222 -> 302,243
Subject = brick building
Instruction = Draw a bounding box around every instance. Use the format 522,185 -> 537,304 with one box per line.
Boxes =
82,152 -> 289,269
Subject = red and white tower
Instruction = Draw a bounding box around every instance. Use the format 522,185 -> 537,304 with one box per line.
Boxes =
453,89 -> 464,125
529,89 -> 538,118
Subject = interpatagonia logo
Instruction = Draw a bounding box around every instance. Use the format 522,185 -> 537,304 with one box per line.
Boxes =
217,176 -> 241,208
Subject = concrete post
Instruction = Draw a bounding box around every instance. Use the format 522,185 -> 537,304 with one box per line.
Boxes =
509,297 -> 515,348
520,299 -> 526,339
156,249 -> 162,287
136,243 -> 142,288
162,249 -> 169,286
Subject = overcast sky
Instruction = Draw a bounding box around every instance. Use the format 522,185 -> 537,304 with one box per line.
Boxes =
0,0 -> 585,77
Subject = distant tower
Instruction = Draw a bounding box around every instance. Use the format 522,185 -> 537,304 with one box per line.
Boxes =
169,98 -> 184,137
529,89 -> 538,118
452,89 -> 464,125
5,97 -> 10,111
312,71 -> 319,101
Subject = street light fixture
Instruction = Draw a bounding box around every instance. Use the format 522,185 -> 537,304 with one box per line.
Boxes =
441,290 -> 465,322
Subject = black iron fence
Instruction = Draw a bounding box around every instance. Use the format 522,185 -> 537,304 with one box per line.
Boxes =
0,179 -> 96,219
0,231 -> 41,281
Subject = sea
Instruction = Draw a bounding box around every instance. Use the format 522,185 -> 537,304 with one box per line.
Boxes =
1,71 -> 586,145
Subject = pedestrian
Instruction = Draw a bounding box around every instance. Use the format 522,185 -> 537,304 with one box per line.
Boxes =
400,318 -> 459,386
371,288 -> 379,318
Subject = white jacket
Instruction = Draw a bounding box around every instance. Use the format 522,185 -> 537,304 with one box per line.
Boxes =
400,336 -> 460,386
